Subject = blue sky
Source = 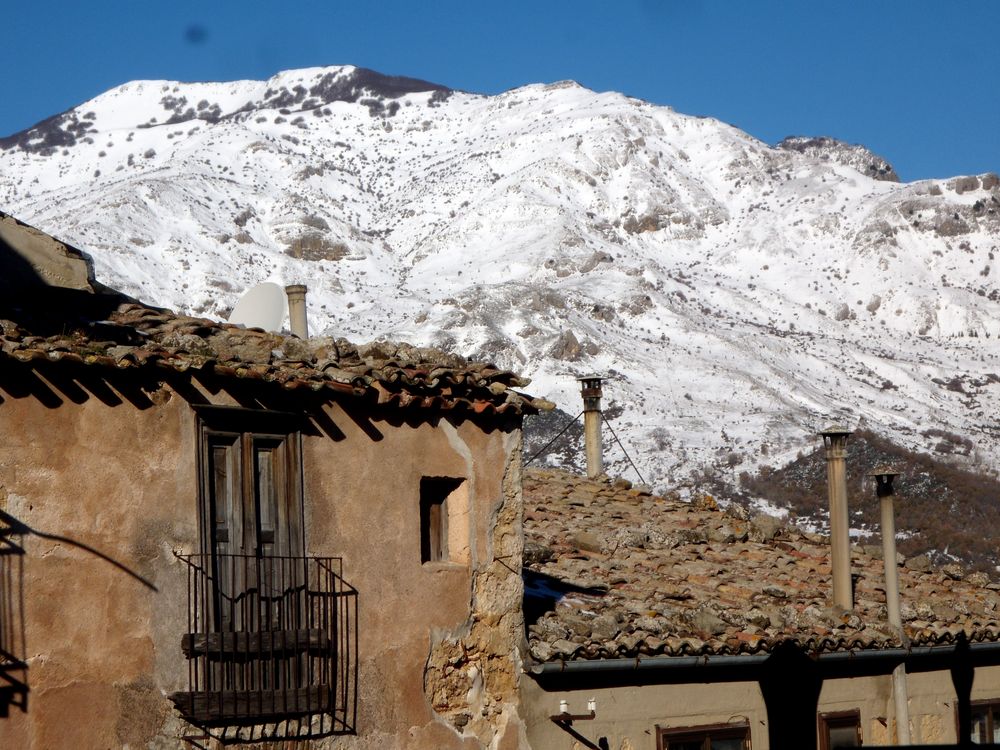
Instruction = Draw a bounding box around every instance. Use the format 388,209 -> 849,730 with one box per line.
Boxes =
2,1 -> 998,181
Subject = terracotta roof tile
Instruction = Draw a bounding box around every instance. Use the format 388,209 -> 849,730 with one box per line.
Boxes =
524,468 -> 1000,664
1,300 -> 553,415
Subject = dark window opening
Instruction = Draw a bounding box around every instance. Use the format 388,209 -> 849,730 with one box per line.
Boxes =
420,476 -> 464,564
657,722 -> 750,750
819,710 -> 861,749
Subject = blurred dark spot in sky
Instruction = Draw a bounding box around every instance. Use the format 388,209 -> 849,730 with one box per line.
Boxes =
185,24 -> 209,45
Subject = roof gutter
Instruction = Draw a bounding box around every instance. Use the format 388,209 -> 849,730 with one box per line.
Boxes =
527,641 -> 1000,677
529,653 -> 768,675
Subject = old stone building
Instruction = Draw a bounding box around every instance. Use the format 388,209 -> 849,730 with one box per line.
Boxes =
0,212 -> 549,749
521,468 -> 1000,749
7,209 -> 1000,750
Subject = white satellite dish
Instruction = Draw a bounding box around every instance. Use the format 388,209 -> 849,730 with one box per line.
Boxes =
228,282 -> 287,332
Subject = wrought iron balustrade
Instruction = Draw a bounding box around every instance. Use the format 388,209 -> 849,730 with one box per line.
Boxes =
0,524 -> 28,717
170,552 -> 357,739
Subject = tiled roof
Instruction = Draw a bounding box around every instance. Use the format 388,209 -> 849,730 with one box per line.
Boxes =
523,468 -> 1000,664
0,300 -> 550,416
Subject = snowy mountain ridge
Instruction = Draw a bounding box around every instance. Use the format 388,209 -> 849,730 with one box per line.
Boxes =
2,65 -> 998,489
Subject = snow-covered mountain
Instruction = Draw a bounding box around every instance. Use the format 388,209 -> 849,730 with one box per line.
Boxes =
2,65 -> 998,489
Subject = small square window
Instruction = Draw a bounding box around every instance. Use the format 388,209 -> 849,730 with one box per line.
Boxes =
420,476 -> 465,564
819,710 -> 861,749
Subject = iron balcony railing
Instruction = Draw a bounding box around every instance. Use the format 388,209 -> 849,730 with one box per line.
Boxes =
0,525 -> 28,718
170,553 -> 357,739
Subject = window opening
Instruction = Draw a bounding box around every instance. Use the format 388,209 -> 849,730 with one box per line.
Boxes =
819,710 -> 862,749
971,700 -> 1000,744
172,407 -> 358,738
420,476 -> 465,564
657,722 -> 750,750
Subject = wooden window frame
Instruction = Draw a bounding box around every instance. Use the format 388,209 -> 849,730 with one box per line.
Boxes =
195,405 -> 306,560
966,698 -> 1000,744
818,709 -> 862,749
656,721 -> 751,750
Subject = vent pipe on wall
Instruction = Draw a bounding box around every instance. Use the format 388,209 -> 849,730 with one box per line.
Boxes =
285,284 -> 308,339
821,425 -> 853,610
578,376 -> 604,479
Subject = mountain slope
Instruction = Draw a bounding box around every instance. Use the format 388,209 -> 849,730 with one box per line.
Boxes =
2,65 -> 998,488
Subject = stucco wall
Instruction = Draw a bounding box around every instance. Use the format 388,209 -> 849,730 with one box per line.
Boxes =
522,665 -> 1000,749
0,363 -> 527,749
303,399 -> 528,749
522,678 -> 766,750
0,366 -> 195,749
0,211 -> 96,292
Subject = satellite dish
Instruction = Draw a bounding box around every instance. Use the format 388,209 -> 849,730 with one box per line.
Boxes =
228,282 -> 287,332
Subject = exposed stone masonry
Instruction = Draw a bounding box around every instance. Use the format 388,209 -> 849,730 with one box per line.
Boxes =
424,435 -> 527,748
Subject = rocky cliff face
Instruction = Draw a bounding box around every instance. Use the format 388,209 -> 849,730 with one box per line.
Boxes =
778,135 -> 900,182
2,65 -> 998,488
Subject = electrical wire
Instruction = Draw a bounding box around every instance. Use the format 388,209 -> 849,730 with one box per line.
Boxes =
524,411 -> 584,466
602,413 -> 647,485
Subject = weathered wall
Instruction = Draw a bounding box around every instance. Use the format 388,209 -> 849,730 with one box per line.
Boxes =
522,665 -> 1000,748
0,365 -> 196,749
522,678 -> 765,750
303,400 -> 528,750
819,670 -> 958,745
0,363 -> 527,749
0,211 -> 96,292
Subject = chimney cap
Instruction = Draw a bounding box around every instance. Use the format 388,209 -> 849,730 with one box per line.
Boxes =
576,374 -> 605,382
820,424 -> 853,438
868,464 -> 901,479
869,466 -> 901,497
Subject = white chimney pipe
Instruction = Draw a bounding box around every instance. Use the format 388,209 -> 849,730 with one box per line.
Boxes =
821,426 -> 853,610
285,284 -> 308,339
578,377 -> 604,478
871,468 -> 911,745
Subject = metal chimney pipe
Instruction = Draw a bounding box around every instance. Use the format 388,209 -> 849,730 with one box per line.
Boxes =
821,426 -> 853,610
285,284 -> 308,339
871,467 -> 911,745
578,376 -> 604,478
